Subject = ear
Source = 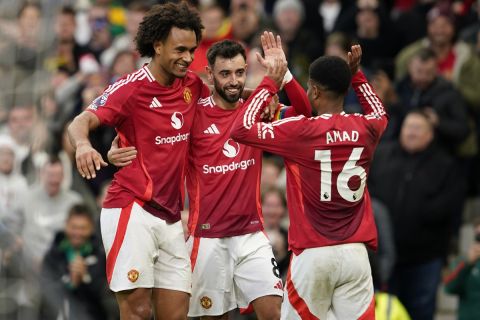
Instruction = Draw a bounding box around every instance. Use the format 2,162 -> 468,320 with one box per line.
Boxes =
312,84 -> 321,100
206,66 -> 214,84
153,40 -> 163,56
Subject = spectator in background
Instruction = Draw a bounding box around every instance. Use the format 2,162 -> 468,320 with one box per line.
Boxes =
109,50 -> 137,83
260,157 -> 282,192
370,199 -> 396,291
0,2 -> 45,89
100,1 -> 149,68
273,0 -> 322,85
39,204 -> 110,320
86,4 -> 111,61
6,102 -> 49,183
369,111 -> 465,320
230,0 -> 264,47
20,156 -> 82,270
44,6 -> 92,75
302,0 -> 356,45
14,155 -> 81,317
354,0 -> 398,73
395,2 -> 472,82
0,135 -> 27,226
392,0 -> 435,48
189,4 -> 232,78
460,1 -> 480,44
262,187 -> 290,278
444,215 -> 480,320
394,48 -> 470,155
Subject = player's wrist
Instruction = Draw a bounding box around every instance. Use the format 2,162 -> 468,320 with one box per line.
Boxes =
283,69 -> 293,84
76,140 -> 91,149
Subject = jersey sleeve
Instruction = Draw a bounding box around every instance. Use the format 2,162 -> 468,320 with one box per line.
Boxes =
86,83 -> 133,127
352,70 -> 389,139
274,77 -> 312,120
231,76 -> 307,159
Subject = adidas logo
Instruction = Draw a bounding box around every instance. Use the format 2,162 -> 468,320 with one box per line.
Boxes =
150,97 -> 162,108
274,280 -> 283,290
204,124 -> 220,134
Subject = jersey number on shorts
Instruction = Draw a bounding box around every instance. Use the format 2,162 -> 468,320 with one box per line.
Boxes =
314,147 -> 366,203
271,258 -> 281,278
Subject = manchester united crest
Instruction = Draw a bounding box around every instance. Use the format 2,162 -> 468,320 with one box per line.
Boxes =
200,296 -> 212,309
183,87 -> 192,103
127,269 -> 139,283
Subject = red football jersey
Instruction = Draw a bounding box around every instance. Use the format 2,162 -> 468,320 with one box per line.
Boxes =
231,71 -> 388,253
87,66 -> 209,222
187,78 -> 312,238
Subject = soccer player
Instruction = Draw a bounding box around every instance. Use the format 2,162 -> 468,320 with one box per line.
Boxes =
67,3 -> 208,320
231,45 -> 387,319
108,35 -> 311,319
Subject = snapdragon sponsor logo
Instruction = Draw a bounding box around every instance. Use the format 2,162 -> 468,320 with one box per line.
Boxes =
203,158 -> 255,175
155,132 -> 190,145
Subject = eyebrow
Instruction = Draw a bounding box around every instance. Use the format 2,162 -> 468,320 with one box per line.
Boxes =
174,45 -> 197,51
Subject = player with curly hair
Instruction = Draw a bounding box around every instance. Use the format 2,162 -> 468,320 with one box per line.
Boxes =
67,2 -> 210,319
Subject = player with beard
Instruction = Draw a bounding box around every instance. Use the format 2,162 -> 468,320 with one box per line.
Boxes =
109,36 -> 311,319
67,3 -> 210,320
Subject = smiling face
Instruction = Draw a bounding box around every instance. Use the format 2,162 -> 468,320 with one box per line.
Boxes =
207,53 -> 247,104
153,27 -> 198,80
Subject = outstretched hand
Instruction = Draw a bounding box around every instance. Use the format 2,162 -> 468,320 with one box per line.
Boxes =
347,45 -> 362,75
256,31 -> 287,70
266,57 -> 288,88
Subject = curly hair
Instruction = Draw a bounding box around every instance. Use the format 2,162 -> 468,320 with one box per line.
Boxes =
135,2 -> 204,58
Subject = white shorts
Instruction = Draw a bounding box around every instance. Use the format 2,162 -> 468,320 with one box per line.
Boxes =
186,231 -> 283,317
281,243 -> 375,320
100,201 -> 191,293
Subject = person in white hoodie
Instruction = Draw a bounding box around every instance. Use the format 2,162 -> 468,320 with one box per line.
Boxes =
0,134 -> 27,229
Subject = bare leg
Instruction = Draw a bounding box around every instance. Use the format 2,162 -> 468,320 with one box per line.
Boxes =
252,295 -> 282,320
115,288 -> 152,320
152,288 -> 190,320
200,314 -> 229,320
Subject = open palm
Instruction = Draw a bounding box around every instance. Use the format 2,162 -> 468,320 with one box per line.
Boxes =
257,31 -> 287,69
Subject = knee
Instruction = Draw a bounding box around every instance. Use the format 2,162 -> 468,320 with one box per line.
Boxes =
257,308 -> 281,320
128,302 -> 153,320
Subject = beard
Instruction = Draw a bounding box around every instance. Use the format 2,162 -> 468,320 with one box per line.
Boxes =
213,77 -> 244,103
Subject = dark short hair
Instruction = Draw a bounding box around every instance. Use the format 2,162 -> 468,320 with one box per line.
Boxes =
412,48 -> 436,62
135,2 -> 204,58
206,40 -> 246,67
59,5 -> 75,17
67,204 -> 94,224
309,56 -> 352,96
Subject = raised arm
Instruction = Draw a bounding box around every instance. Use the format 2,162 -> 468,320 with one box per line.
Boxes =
231,57 -> 310,158
348,45 -> 388,137
259,31 -> 312,118
68,112 -> 107,180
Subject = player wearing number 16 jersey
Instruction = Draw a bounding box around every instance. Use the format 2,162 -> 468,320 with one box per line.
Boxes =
231,46 -> 387,319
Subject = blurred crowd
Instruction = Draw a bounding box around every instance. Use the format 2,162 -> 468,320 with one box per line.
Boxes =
0,0 -> 480,319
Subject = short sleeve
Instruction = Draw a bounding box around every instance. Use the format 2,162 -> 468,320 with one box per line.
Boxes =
86,83 -> 133,127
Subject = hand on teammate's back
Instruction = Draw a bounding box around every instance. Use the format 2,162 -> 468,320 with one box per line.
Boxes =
107,135 -> 137,167
75,142 -> 108,179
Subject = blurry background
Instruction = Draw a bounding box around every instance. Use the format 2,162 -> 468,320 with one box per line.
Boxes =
0,0 -> 479,319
